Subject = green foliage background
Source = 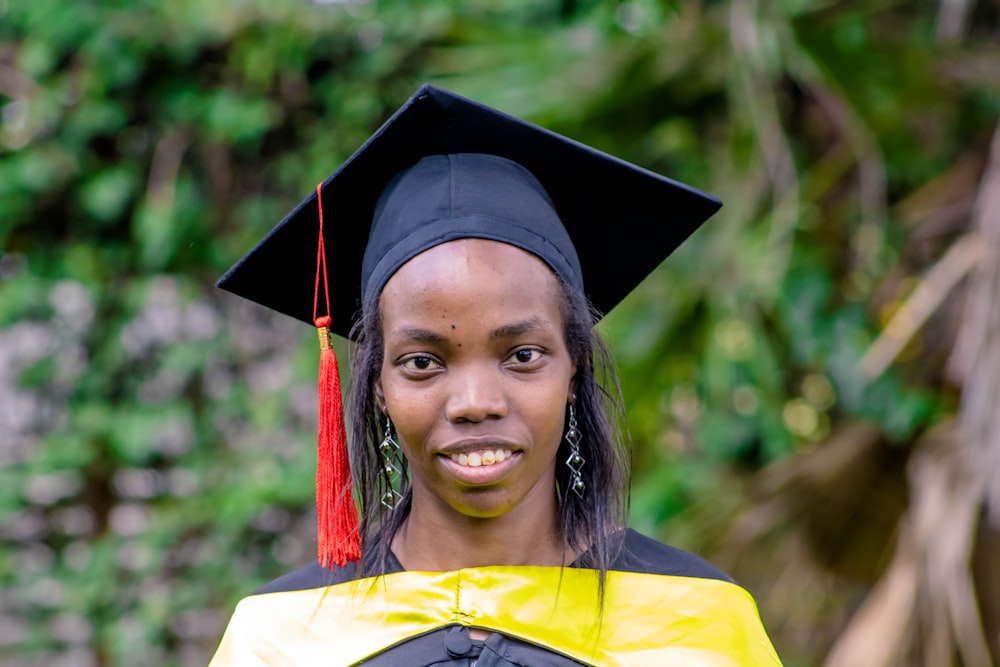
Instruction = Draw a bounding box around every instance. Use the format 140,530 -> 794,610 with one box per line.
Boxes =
1,1 -> 997,665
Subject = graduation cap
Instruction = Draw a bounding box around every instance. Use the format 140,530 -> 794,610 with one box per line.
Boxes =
217,83 -> 722,569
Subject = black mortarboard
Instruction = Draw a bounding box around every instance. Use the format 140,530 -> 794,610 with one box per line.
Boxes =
217,83 -> 721,339
216,84 -> 722,569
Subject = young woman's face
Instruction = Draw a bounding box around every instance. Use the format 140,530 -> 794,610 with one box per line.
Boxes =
376,239 -> 576,523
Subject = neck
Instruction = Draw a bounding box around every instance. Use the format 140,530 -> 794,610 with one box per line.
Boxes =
391,491 -> 569,571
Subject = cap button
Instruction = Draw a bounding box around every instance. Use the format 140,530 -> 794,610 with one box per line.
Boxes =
444,626 -> 473,657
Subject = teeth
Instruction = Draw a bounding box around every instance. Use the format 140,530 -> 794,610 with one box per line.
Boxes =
448,450 -> 512,467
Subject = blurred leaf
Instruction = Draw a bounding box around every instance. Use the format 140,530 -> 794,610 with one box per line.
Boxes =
80,167 -> 139,223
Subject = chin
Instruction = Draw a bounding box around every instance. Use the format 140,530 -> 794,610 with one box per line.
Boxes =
447,490 -> 520,520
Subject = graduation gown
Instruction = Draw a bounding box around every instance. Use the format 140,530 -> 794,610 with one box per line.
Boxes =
209,530 -> 782,666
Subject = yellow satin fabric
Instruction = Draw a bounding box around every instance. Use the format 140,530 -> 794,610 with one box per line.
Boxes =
209,566 -> 782,666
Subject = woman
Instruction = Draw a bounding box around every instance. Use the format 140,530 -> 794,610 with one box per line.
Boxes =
210,85 -> 781,666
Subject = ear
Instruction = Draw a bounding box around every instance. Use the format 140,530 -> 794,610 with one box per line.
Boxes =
568,368 -> 577,404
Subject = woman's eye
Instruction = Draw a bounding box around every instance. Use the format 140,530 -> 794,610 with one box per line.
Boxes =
402,355 -> 440,372
512,348 -> 540,364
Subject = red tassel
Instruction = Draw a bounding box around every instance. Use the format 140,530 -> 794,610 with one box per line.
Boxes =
314,317 -> 361,568
313,184 -> 361,568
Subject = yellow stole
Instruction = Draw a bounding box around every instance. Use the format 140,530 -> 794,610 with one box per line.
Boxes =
210,566 -> 782,666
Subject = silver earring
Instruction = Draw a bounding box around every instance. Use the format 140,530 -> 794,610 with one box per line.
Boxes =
379,414 -> 402,510
565,404 -> 585,498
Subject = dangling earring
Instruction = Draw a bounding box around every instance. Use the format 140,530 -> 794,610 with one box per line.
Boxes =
565,403 -> 585,498
379,414 -> 402,509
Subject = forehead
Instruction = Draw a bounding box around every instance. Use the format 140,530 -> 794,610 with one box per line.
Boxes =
379,239 -> 564,326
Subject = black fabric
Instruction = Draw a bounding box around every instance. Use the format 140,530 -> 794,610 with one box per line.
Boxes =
361,154 -> 583,307
253,559 -> 359,596
356,626 -> 589,667
253,528 -> 731,596
216,84 -> 722,338
616,529 -> 733,582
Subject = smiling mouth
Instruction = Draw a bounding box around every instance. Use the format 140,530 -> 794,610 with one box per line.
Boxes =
446,449 -> 515,467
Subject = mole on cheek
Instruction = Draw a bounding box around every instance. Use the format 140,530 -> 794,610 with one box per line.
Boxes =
451,323 -> 456,329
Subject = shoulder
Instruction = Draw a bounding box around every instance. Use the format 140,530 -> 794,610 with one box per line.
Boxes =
252,560 -> 361,595
253,549 -> 406,595
611,529 -> 735,583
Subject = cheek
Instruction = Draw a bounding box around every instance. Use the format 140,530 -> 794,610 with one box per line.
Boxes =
382,380 -> 435,448
540,404 -> 569,446
518,386 -> 570,444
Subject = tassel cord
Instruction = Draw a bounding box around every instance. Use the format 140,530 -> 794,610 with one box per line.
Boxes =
313,183 -> 361,568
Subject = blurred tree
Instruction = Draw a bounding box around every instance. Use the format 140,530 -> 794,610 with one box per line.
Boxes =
1,1 -> 998,665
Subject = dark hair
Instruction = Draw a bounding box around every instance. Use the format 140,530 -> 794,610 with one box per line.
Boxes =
347,274 -> 631,590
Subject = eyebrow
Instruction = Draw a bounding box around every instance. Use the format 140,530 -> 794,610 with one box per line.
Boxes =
490,317 -> 548,340
391,327 -> 450,345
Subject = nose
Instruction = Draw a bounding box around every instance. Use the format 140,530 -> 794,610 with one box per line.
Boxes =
444,363 -> 508,423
